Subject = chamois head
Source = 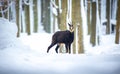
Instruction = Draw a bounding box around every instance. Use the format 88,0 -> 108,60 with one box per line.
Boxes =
68,23 -> 74,32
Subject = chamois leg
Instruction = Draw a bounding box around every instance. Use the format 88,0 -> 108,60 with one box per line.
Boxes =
55,44 -> 60,53
68,44 -> 71,54
47,42 -> 56,53
65,44 -> 68,53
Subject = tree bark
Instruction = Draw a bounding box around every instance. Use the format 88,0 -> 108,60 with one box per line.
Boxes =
59,0 -> 67,31
72,0 -> 77,54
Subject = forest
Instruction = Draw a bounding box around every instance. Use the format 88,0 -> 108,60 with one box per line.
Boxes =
0,0 -> 120,74
0,0 -> 119,54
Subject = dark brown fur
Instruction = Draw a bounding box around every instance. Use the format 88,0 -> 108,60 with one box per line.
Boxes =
47,23 -> 74,54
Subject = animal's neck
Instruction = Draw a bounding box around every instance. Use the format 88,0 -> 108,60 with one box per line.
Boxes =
70,31 -> 74,37
70,30 -> 73,32
72,32 -> 74,35
70,28 -> 74,32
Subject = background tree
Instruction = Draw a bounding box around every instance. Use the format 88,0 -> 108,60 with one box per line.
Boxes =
96,0 -> 101,45
78,0 -> 84,54
41,0 -> 50,33
87,0 -> 91,35
33,0 -> 38,32
24,0 -> 31,35
98,0 -> 101,23
111,0 -> 117,33
106,0 -> 111,34
115,0 -> 120,44
72,0 -> 77,54
16,0 -> 20,37
90,1 -> 97,46
0,0 -> 9,19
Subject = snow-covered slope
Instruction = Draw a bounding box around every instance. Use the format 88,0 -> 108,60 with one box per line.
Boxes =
0,18 -> 17,49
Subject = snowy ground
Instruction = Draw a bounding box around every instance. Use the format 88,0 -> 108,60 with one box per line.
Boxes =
0,18 -> 120,74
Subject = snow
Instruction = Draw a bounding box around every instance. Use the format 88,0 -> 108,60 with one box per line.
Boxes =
0,18 -> 120,74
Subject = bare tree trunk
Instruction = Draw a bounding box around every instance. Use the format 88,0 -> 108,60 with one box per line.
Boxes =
106,0 -> 111,34
72,0 -> 84,54
72,0 -> 77,54
59,0 -> 67,31
41,0 -> 50,33
115,0 -> 120,44
37,0 -> 41,32
87,0 -> 91,35
98,0 -> 101,23
4,1 -> 8,19
90,1 -> 97,46
16,0 -> 20,37
33,0 -> 38,32
24,2 -> 30,35
78,0 -> 84,54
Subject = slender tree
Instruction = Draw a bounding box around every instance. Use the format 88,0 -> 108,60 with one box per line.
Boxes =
41,0 -> 50,33
72,0 -> 77,54
98,0 -> 101,23
24,0 -> 31,35
115,0 -> 120,44
106,0 -> 111,34
90,1 -> 97,46
16,0 -> 20,37
4,0 -> 8,19
78,0 -> 84,54
33,0 -> 38,32
37,0 -> 41,32
87,0 -> 91,35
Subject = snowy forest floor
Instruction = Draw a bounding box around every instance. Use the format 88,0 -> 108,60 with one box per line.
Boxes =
0,18 -> 120,74
0,33 -> 120,74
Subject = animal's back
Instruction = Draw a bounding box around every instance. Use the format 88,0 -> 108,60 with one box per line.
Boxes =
52,30 -> 72,43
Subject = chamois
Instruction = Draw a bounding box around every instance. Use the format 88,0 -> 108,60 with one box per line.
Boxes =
47,23 -> 74,54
